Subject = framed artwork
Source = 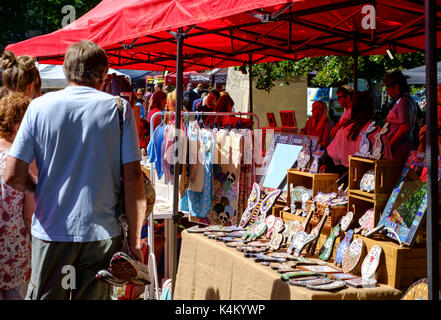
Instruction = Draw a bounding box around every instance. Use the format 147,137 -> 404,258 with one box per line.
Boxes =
377,151 -> 441,246
260,143 -> 302,194
259,133 -> 318,196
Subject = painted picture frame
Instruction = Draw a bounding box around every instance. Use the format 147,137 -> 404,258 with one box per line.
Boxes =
258,133 -> 318,195
377,151 -> 441,246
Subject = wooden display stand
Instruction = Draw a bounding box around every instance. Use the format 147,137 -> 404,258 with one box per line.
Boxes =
275,207 -> 440,290
279,210 -> 307,224
306,201 -> 347,231
272,203 -> 286,218
348,156 -> 402,226
286,169 -> 339,207
314,231 -> 441,289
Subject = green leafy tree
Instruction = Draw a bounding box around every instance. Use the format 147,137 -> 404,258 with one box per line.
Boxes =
250,52 -> 438,93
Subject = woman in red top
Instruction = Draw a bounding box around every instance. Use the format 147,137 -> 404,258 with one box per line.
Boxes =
301,100 -> 334,147
147,91 -> 167,131
204,92 -> 234,126
327,91 -> 392,172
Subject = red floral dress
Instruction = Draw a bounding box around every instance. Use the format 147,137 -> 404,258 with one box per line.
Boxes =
0,150 -> 31,291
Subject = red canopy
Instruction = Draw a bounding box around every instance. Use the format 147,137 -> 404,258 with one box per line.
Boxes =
6,0 -> 441,71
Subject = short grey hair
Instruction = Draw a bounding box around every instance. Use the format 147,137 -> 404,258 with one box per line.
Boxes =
63,40 -> 108,86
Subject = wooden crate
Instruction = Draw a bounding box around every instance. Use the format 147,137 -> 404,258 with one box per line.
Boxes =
279,210 -> 312,233
348,156 -> 401,196
286,170 -> 339,208
348,191 -> 390,227
271,203 -> 286,218
313,232 -> 441,289
305,201 -> 347,231
353,235 -> 441,289
347,156 -> 402,230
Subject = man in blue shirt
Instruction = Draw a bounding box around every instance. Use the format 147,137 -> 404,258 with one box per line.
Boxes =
4,40 -> 146,300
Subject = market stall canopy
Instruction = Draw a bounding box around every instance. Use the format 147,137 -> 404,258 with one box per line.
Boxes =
145,69 -> 227,86
403,61 -> 441,85
166,71 -> 211,84
6,0 -> 441,71
115,69 -> 157,88
38,64 -> 131,88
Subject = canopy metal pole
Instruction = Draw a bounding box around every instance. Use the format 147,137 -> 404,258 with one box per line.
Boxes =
353,41 -> 358,92
425,0 -> 439,301
249,54 -> 253,113
171,27 -> 184,297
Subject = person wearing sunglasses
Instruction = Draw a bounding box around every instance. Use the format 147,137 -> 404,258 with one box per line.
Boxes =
328,84 -> 354,144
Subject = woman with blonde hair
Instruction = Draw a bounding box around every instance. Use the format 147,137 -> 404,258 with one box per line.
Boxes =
1,51 -> 41,99
0,92 -> 34,299
301,100 -> 334,147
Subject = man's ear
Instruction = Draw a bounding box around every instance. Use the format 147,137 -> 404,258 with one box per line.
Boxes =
97,69 -> 108,91
26,81 -> 36,98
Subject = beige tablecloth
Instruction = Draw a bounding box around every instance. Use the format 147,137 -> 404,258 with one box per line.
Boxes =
174,230 -> 403,300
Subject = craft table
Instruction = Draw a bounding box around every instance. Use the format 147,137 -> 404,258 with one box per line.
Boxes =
174,230 -> 403,300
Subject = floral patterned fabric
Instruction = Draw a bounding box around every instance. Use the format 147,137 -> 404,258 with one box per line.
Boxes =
207,130 -> 240,226
0,150 -> 31,291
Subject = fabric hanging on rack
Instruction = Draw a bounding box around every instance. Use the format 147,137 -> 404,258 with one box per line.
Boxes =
206,129 -> 241,226
162,125 -> 174,184
237,129 -> 255,221
181,128 -> 214,219
162,123 -> 188,184
147,124 -> 166,179
178,125 -> 189,198
187,121 -> 204,192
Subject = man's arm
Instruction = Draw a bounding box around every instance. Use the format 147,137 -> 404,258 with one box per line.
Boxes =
23,193 -> 35,233
4,156 -> 36,193
123,160 -> 146,262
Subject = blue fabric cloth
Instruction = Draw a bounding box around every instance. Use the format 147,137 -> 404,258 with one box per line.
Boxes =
136,101 -> 145,118
147,124 -> 166,179
181,129 -> 213,218
192,97 -> 203,111
9,85 -> 141,242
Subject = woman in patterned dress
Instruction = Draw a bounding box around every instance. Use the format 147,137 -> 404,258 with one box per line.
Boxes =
0,93 -> 34,299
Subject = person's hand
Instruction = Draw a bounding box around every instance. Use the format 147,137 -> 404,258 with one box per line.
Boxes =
129,244 -> 144,262
417,125 -> 427,152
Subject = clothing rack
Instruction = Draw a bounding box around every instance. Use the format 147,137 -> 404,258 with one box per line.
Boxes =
146,111 -> 260,299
